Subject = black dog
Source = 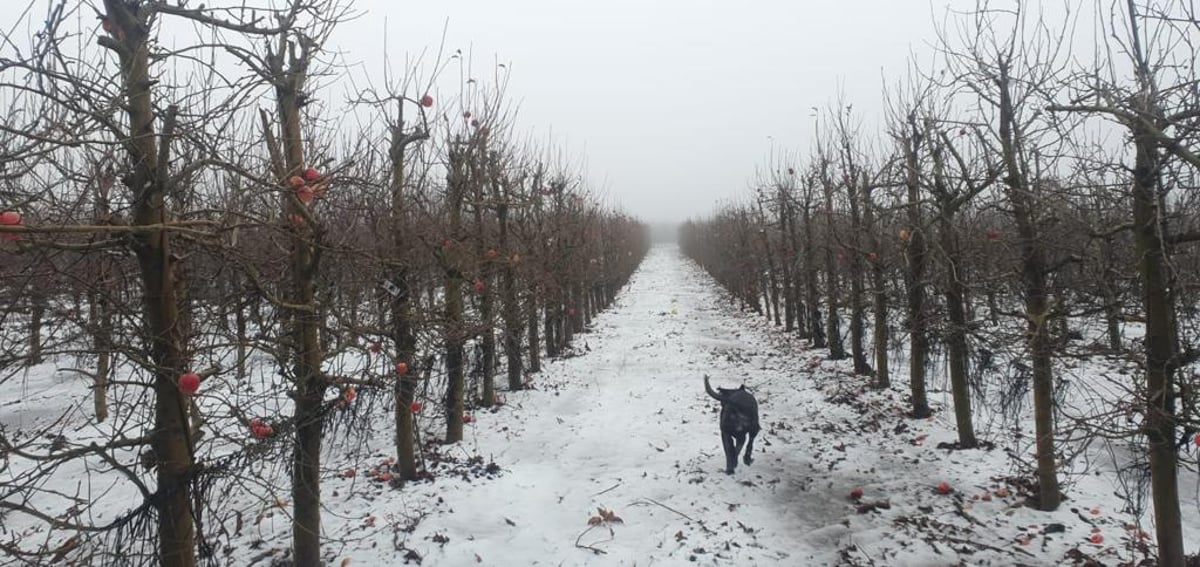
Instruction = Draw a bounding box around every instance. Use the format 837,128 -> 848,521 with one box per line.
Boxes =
704,375 -> 760,474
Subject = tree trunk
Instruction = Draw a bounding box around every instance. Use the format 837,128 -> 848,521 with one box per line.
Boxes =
1100,238 -> 1123,351
499,205 -> 523,390
1132,121 -> 1184,565
802,198 -> 826,347
90,288 -> 112,423
28,290 -> 44,364
862,186 -> 889,389
526,287 -> 541,374
756,204 -> 782,327
544,290 -> 558,358
444,148 -> 467,444
845,178 -> 871,374
102,5 -> 196,563
388,116 -> 420,483
783,194 -> 805,336
476,201 -> 496,408
997,63 -> 1059,510
937,211 -> 977,448
902,126 -> 931,419
821,176 -> 846,360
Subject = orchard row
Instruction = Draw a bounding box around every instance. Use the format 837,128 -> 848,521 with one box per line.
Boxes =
683,4 -> 1200,565
0,2 -> 647,566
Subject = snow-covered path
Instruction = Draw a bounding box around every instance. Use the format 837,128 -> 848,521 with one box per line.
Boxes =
320,243 -> 859,565
422,242 -> 838,564
300,243 -> 1163,566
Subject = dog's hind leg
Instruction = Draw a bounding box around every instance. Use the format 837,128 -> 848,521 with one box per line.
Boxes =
722,434 -> 737,474
730,432 -> 748,472
743,427 -> 759,466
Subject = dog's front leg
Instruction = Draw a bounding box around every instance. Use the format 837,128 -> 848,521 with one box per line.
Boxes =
722,433 -> 737,474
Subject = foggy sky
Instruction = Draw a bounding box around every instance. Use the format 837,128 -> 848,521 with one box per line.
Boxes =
327,0 -> 952,224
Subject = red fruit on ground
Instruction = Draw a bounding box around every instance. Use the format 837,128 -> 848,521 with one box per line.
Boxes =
178,372 -> 201,395
936,481 -> 953,495
302,168 -> 320,182
849,487 -> 863,499
462,414 -> 473,423
473,279 -> 486,293
463,111 -> 472,119
1089,534 -> 1104,544
288,175 -> 306,188
409,402 -> 422,413
0,211 -> 21,225
420,94 -> 433,107
396,361 -> 408,375
344,388 -> 357,403
341,468 -> 356,478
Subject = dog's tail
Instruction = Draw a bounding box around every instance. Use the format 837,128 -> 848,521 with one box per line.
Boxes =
703,375 -> 723,401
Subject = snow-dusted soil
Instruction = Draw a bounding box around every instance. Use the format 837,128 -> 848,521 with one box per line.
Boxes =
260,244 -> 1189,566
4,243 -> 1196,566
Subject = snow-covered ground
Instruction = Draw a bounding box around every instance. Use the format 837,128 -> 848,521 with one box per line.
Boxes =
276,244 -> 1193,566
4,243 -> 1197,566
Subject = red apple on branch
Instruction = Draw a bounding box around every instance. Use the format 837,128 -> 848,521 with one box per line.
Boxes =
178,372 -> 200,396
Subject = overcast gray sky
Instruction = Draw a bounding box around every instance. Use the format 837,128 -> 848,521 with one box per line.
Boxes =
326,1 -> 955,224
